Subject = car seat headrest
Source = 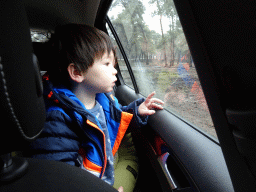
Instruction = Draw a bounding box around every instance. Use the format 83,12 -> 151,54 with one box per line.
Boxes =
0,0 -> 45,155
33,42 -> 53,71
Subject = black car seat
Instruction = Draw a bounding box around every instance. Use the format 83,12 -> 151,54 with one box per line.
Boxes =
0,1 -> 116,191
32,41 -> 52,72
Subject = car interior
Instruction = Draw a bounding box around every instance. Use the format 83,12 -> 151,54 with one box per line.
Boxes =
1,0 -> 256,192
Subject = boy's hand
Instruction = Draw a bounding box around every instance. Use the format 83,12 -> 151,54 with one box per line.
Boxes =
138,91 -> 164,116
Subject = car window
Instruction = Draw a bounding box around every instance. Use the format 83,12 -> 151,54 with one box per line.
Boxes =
107,0 -> 217,139
107,25 -> 135,89
30,29 -> 51,42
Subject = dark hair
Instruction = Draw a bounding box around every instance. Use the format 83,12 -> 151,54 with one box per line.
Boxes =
48,24 -> 116,86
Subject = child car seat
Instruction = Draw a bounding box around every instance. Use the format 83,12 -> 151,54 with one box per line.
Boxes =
0,1 -> 116,191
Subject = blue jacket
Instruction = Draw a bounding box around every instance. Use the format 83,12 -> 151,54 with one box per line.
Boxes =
29,73 -> 147,182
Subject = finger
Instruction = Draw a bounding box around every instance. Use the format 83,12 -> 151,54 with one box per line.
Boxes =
140,109 -> 156,116
150,103 -> 164,109
118,187 -> 123,192
149,110 -> 156,115
145,91 -> 156,102
150,98 -> 165,105
118,186 -> 123,192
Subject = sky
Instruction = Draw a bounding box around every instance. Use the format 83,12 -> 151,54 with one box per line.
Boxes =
143,0 -> 170,34
108,0 -> 170,34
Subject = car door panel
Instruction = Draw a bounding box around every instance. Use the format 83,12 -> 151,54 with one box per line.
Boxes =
115,85 -> 233,191
173,1 -> 256,191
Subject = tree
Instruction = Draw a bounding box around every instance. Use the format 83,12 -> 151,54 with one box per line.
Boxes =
149,0 -> 187,67
109,0 -> 189,67
149,0 -> 168,67
111,0 -> 149,63
175,32 -> 190,65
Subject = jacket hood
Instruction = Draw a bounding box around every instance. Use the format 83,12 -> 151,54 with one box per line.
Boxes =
42,73 -> 122,125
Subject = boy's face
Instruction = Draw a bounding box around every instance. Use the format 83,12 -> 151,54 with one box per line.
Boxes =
82,51 -> 117,93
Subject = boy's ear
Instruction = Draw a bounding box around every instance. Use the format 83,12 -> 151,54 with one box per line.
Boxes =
67,63 -> 84,83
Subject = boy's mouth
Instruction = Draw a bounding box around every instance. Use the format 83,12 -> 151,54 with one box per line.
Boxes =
112,80 -> 117,86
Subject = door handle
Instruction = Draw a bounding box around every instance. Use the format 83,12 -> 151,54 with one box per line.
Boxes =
157,152 -> 178,190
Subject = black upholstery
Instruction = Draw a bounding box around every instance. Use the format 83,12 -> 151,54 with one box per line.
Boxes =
0,158 -> 117,192
0,0 -> 46,182
33,42 -> 53,71
0,0 -> 45,155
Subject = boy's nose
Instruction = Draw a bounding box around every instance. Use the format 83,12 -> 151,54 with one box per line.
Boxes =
113,67 -> 117,75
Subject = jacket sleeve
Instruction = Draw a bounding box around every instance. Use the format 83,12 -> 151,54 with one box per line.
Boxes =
119,98 -> 148,129
28,110 -> 81,166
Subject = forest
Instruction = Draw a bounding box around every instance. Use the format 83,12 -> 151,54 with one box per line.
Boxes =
109,0 -> 192,68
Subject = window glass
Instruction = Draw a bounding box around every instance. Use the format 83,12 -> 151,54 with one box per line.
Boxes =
108,0 -> 216,139
107,25 -> 134,89
30,29 -> 51,42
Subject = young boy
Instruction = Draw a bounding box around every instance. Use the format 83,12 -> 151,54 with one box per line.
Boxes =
29,24 -> 164,192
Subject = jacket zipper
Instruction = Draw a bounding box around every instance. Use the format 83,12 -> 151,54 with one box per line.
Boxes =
76,119 -> 106,178
48,88 -> 107,177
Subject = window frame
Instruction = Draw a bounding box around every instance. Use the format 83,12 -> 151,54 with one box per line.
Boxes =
105,16 -> 139,93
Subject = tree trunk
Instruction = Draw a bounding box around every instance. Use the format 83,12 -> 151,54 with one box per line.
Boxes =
177,51 -> 181,65
159,14 -> 167,67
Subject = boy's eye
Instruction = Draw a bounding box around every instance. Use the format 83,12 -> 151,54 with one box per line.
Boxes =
104,61 -> 116,68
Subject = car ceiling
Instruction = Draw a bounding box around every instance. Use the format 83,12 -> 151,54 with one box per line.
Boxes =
24,0 -> 106,30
